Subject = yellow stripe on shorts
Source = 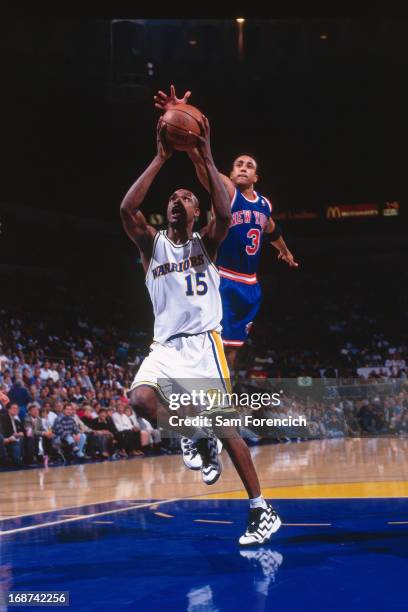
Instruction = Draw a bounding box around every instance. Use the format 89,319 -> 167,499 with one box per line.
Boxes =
210,331 -> 232,393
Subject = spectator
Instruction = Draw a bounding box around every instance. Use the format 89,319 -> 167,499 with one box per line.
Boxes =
111,402 -> 143,457
8,377 -> 32,419
0,389 -> 10,414
89,409 -> 116,458
0,403 -> 25,465
40,360 -> 59,383
53,403 -> 87,459
24,402 -> 54,464
125,406 -> 149,450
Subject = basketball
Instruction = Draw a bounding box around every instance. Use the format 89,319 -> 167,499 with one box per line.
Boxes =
162,103 -> 202,151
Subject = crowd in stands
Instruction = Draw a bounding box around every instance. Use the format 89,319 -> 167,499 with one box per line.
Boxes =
1,262 -> 407,470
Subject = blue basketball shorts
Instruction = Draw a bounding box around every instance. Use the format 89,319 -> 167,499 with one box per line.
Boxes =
219,277 -> 262,347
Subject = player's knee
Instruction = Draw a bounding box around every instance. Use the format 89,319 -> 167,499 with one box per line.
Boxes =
129,386 -> 157,421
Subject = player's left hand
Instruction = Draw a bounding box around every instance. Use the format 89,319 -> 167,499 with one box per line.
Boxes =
276,249 -> 299,267
154,84 -> 192,111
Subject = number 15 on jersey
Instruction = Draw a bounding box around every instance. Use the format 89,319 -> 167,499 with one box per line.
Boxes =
185,272 -> 208,296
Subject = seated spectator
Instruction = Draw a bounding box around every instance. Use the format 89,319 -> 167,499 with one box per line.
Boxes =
40,360 -> 59,383
47,401 -> 62,428
78,404 -> 98,425
71,404 -> 97,458
125,406 -> 149,450
24,402 -> 55,465
111,402 -> 143,457
89,409 -> 116,458
0,403 -> 25,465
8,377 -> 32,419
133,412 -> 162,451
0,389 -> 10,414
53,403 -> 87,459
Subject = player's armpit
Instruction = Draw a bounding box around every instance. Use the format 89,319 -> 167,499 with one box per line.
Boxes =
200,217 -> 229,261
120,208 -> 156,257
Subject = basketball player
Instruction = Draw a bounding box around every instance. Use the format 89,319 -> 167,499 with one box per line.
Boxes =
154,86 -> 298,371
120,116 -> 281,545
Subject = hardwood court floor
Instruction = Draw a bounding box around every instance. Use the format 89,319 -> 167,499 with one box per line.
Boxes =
1,437 -> 408,519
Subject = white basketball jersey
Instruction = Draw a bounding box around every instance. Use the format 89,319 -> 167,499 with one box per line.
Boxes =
145,230 -> 222,344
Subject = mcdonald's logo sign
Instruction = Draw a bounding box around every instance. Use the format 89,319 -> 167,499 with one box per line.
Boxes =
326,203 -> 379,219
326,206 -> 341,219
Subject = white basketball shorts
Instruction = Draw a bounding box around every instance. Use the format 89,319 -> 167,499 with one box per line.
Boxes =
130,330 -> 232,412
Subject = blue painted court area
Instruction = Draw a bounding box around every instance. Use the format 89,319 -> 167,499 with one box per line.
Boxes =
1,498 -> 408,612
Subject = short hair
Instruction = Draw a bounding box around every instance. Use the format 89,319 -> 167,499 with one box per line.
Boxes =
232,154 -> 259,172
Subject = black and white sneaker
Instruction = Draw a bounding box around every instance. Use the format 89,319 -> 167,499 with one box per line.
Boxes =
181,436 -> 223,471
239,504 -> 281,546
181,437 -> 202,470
196,435 -> 222,485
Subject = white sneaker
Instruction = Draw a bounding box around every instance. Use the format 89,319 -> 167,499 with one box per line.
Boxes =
197,435 -> 222,485
181,437 -> 203,470
239,504 -> 281,546
181,436 -> 222,470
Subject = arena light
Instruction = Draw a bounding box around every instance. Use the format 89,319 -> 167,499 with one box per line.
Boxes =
236,18 -> 245,23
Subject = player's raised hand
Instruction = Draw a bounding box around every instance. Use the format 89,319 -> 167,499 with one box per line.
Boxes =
154,84 -> 192,111
193,115 -> 212,159
156,118 -> 173,161
276,248 -> 299,267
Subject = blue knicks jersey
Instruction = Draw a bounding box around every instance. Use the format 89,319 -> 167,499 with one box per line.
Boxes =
216,189 -> 272,283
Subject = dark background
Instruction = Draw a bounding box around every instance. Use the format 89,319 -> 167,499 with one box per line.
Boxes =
1,19 -> 407,346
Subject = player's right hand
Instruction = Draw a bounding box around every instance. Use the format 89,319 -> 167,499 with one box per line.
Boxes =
194,115 -> 212,159
154,84 -> 192,111
156,118 -> 173,161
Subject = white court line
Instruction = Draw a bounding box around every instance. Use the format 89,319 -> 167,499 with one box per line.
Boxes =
282,523 -> 332,527
194,519 -> 233,524
0,498 -> 181,536
0,497 -> 146,522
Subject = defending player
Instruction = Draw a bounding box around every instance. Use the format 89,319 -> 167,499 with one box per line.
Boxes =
120,115 -> 281,545
154,86 -> 298,371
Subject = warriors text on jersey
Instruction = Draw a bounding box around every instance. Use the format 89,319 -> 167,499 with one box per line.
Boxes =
145,230 -> 222,344
216,189 -> 272,284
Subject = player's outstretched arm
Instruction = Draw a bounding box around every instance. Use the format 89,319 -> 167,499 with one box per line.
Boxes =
187,147 -> 235,201
195,116 -> 231,259
120,119 -> 172,267
266,218 -> 299,267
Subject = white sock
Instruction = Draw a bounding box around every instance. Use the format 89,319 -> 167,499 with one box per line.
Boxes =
249,495 -> 268,510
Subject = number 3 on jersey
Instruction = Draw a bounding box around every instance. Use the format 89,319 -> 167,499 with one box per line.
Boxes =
246,228 -> 261,255
185,272 -> 208,296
